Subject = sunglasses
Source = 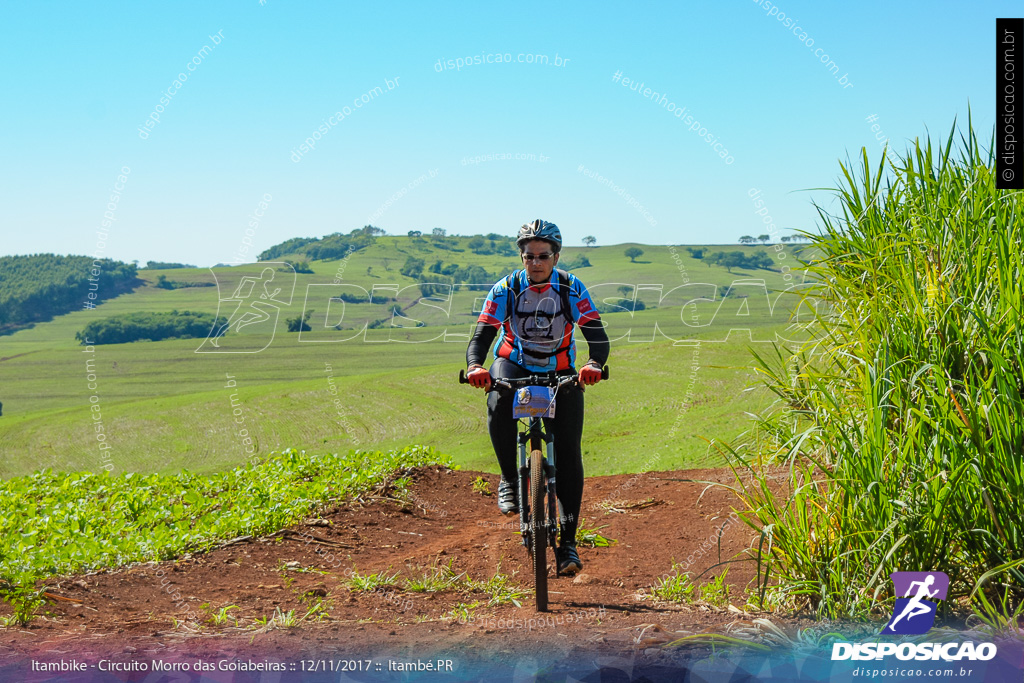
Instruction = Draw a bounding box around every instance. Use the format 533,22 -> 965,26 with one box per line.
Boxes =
521,252 -> 554,263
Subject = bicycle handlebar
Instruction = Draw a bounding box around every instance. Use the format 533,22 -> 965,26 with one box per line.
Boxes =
458,365 -> 609,391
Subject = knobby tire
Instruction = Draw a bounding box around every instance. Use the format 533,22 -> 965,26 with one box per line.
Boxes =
530,448 -> 548,612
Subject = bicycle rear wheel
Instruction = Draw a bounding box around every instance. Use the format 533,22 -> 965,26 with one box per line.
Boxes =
530,448 -> 548,612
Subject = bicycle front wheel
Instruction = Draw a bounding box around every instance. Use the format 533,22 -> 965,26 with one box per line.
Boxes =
530,448 -> 548,612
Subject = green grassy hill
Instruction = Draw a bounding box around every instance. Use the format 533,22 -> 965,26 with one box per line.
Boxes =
0,237 -> 811,478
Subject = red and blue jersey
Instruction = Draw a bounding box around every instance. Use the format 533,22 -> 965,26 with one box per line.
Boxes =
477,269 -> 601,372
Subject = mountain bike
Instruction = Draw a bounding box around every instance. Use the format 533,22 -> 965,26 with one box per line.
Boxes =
459,365 -> 610,611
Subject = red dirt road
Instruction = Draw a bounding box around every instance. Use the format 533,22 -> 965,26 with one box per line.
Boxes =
0,466 -> 800,668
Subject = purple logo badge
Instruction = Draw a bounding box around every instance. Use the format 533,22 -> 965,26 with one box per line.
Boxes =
884,571 -> 949,634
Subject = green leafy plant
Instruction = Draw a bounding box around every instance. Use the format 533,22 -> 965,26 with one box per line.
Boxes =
650,562 -> 696,603
253,606 -> 299,631
300,599 -> 331,623
0,574 -> 46,628
470,568 -> 526,608
575,519 -> 617,547
404,560 -> 463,593
699,569 -> 731,608
347,569 -> 400,592
443,601 -> 481,623
472,477 -> 492,496
201,604 -> 238,627
402,560 -> 526,608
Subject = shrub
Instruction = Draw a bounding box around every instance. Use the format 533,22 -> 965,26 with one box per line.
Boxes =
286,310 -> 312,332
75,310 -> 225,345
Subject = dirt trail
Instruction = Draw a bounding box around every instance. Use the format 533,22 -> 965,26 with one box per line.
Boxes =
0,466 -> 799,665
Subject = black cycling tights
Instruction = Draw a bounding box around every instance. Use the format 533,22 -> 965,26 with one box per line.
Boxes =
486,357 -> 584,544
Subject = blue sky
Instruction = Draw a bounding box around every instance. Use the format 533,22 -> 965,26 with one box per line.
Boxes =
0,1 -> 1016,265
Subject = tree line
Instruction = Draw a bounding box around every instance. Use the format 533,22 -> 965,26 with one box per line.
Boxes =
398,257 -> 498,297
738,234 -> 811,244
258,226 -> 384,261
261,227 -> 607,266
686,247 -> 775,272
154,274 -> 215,289
142,261 -> 196,269
0,254 -> 138,334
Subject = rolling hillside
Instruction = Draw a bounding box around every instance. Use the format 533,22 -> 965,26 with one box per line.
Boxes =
0,237 -> 813,478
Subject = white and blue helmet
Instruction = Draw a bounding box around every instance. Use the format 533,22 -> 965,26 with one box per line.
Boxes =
516,219 -> 562,253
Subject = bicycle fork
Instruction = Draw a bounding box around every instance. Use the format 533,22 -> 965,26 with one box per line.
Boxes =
517,431 -> 530,549
544,432 -> 559,559
517,421 -> 560,564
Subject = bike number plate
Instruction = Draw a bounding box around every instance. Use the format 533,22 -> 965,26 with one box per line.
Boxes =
513,385 -> 556,418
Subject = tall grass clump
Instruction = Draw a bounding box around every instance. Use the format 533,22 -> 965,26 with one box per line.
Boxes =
724,115 -> 1024,625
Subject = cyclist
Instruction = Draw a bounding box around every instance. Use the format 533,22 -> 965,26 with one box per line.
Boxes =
465,219 -> 609,575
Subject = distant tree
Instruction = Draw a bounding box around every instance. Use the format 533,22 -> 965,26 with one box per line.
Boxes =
583,235 -> 597,248
722,251 -> 746,273
706,251 -> 725,269
486,233 -> 503,241
334,292 -> 369,304
624,247 -> 644,262
432,227 -> 447,238
366,266 -> 373,277
280,259 -> 313,274
757,234 -> 770,245
407,230 -> 422,237
468,236 -> 487,252
400,256 -> 425,279
462,265 -> 490,284
685,247 -> 705,259
560,254 -> 592,270
738,235 -> 756,245
381,257 -> 393,272
596,299 -> 645,314
748,250 -> 774,270
286,309 -> 313,332
780,236 -> 791,243
429,260 -> 443,274
617,285 -> 633,299
0,400 -> 3,417
156,274 -> 172,289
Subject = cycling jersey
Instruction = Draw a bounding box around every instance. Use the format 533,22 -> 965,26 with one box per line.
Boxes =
477,269 -> 601,373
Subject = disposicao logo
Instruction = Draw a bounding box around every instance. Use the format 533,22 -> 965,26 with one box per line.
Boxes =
831,571 -> 998,662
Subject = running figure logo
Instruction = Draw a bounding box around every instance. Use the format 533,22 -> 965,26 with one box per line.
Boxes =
196,263 -> 296,354
884,571 -> 949,634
